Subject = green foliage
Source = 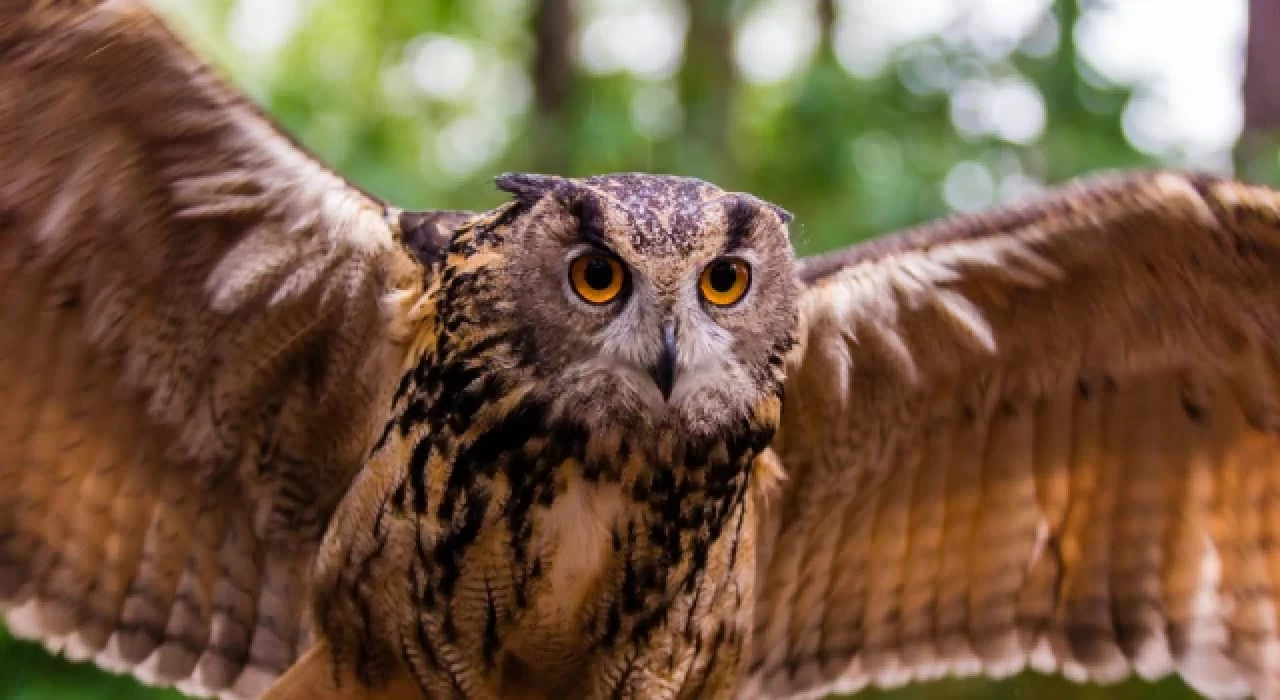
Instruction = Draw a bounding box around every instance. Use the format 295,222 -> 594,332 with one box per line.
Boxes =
151,0 -> 1162,256
0,0 -> 1217,698
0,625 -> 183,699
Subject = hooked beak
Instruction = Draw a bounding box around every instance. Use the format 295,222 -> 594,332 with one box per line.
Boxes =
648,322 -> 678,401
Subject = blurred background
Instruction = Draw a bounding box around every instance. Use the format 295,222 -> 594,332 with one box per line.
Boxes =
0,0 -> 1274,697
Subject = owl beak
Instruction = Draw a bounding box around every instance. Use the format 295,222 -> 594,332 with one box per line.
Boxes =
649,321 -> 678,401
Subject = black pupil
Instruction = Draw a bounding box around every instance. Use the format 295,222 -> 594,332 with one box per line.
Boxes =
583,257 -> 614,290
708,261 -> 739,293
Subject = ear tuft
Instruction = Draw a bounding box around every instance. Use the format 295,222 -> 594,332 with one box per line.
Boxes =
732,193 -> 793,227
399,209 -> 477,268
767,202 -> 794,225
495,172 -> 565,202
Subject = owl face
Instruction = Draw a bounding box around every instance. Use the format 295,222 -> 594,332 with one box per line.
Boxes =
491,173 -> 799,441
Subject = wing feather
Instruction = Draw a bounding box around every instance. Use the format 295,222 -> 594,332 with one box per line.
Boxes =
0,2 -> 444,697
750,171 -> 1280,699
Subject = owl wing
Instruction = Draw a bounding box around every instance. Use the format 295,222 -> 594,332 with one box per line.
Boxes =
748,171 -> 1280,700
0,3 -> 454,697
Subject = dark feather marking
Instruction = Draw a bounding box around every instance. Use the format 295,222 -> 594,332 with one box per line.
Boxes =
1182,393 -> 1205,423
602,603 -> 623,648
683,624 -> 727,700
723,197 -> 757,251
610,650 -> 642,700
683,577 -> 704,637
482,575 -> 500,667
411,519 -> 438,611
436,486 -> 490,598
400,209 -> 477,271
406,437 -> 434,515
571,191 -> 611,249
725,477 -> 750,574
352,496 -> 391,682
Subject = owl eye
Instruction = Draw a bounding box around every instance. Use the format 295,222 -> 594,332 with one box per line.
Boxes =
569,253 -> 626,305
700,258 -> 751,307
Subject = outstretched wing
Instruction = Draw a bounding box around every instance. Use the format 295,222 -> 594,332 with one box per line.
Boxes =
0,2 -> 445,697
748,171 -> 1280,699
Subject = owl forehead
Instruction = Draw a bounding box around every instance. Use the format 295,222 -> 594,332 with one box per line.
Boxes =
580,174 -> 730,256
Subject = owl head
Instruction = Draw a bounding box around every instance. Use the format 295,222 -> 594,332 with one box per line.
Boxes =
458,172 -> 799,445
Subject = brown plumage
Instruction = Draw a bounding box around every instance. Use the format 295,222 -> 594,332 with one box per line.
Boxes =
750,172 -> 1280,700
307,169 -> 797,699
6,3 -> 1280,700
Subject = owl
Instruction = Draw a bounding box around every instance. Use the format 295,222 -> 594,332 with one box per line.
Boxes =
6,3 -> 1280,700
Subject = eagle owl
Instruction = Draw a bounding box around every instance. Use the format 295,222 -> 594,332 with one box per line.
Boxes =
6,3 -> 1280,700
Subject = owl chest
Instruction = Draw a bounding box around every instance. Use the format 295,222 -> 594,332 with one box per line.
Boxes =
426,476 -> 634,690
501,480 -> 627,658
397,451 -> 761,698
533,480 -> 626,619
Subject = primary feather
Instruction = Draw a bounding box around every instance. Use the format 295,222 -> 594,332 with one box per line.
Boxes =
751,172 -> 1280,700
0,2 -> 442,696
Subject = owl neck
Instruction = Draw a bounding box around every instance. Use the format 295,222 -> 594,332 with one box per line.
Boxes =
396,305 -> 780,510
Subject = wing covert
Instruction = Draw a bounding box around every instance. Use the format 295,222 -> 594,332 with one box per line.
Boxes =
750,171 -> 1280,699
0,2 -> 435,697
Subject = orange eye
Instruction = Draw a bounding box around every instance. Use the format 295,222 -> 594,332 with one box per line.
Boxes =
700,258 -> 751,307
569,253 -> 626,305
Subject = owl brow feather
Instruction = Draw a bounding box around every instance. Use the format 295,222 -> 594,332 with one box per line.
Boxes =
723,195 -> 793,252
567,189 -> 613,249
723,197 -> 758,252
494,172 -> 620,252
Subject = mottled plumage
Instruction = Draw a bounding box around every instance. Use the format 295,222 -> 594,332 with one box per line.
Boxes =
310,171 -> 795,699
9,4 -> 1280,700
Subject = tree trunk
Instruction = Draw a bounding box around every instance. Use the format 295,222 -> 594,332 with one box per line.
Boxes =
532,0 -> 575,173
817,0 -> 836,59
678,0 -> 736,180
1237,0 -> 1280,178
1244,0 -> 1280,131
